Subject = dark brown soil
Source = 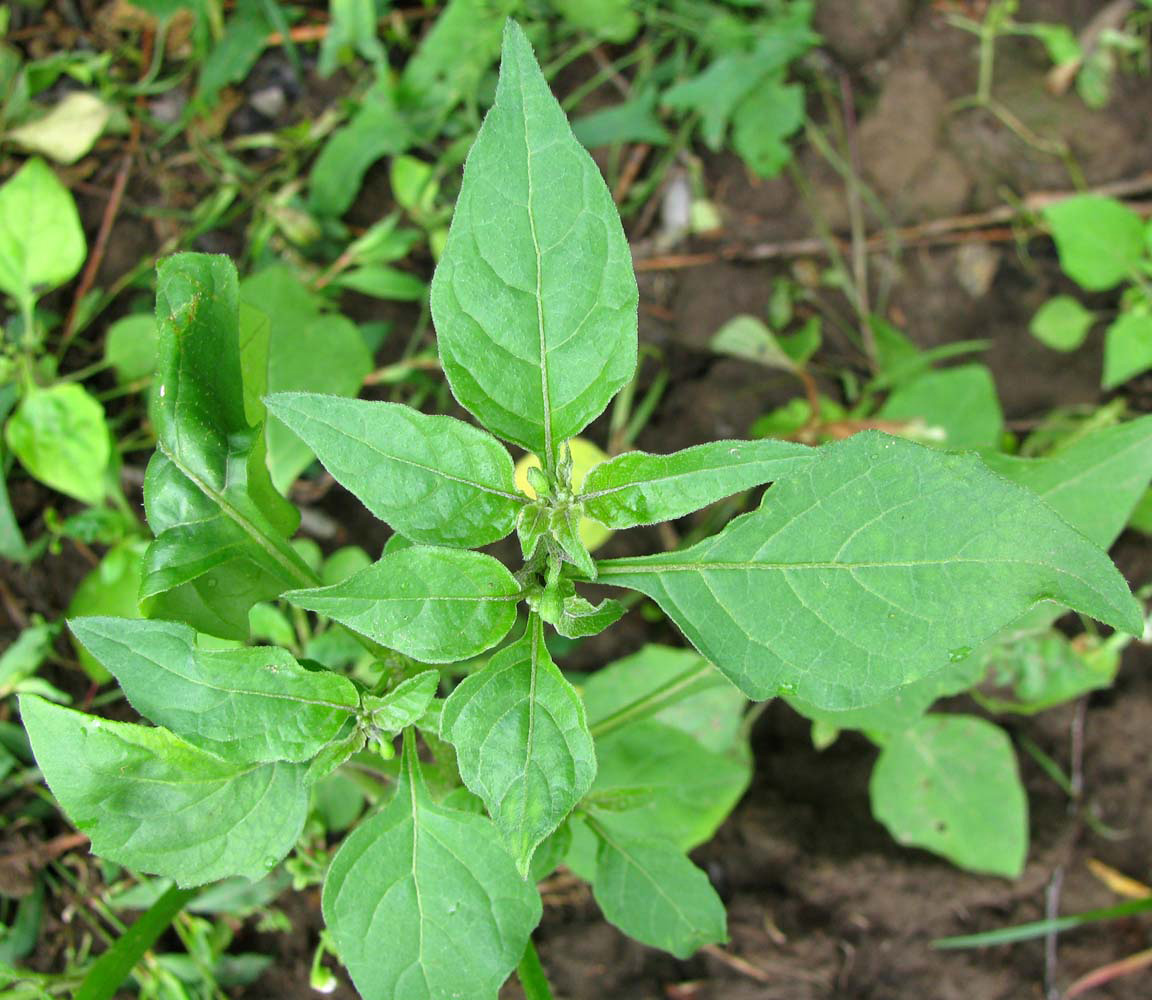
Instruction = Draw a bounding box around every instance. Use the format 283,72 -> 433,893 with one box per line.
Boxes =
4,1 -> 1152,998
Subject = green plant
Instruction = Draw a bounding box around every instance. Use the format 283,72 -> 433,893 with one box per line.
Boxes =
1029,194 -> 1152,388
947,0 -> 1151,111
17,22 -> 1146,998
302,0 -> 818,225
0,157 -> 144,563
724,306 -> 1152,875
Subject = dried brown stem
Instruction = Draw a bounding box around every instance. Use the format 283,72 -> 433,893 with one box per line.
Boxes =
59,28 -> 153,358
633,172 -> 1152,271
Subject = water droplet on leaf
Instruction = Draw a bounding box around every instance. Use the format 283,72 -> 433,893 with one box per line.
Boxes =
947,646 -> 972,663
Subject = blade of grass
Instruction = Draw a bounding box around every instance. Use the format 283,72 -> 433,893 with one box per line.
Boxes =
76,883 -> 200,1000
934,897 -> 1152,950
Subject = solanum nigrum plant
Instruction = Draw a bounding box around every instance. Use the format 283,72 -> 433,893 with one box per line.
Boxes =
19,21 -> 1144,999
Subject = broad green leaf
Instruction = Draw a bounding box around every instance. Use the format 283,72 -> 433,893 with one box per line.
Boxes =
306,725 -> 365,784
878,364 -> 1003,450
332,265 -> 427,301
266,393 -> 524,548
103,314 -> 159,383
0,386 -> 26,562
69,617 -> 359,763
1044,195 -> 1146,291
152,254 -> 295,515
321,545 -> 372,586
249,602 -> 295,646
785,653 -> 985,739
106,874 -> 291,916
344,215 -> 422,267
869,715 -> 1027,876
196,9 -> 268,106
430,21 -> 638,461
143,255 -> 311,638
1020,22 -> 1081,66
67,542 -> 146,681
0,157 -> 85,306
662,51 -> 766,150
236,302 -> 271,426
1129,486 -> 1152,536
978,629 -> 1120,714
309,78 -> 414,218
322,733 -> 542,1000
553,590 -> 625,639
982,414 -> 1152,548
551,0 -> 639,42
662,31 -> 813,149
730,79 -> 805,178
529,822 -> 572,882
391,155 -> 438,216
262,308 -> 369,489
362,670 -> 439,735
579,438 -> 813,529
598,432 -> 1142,710
318,0 -> 384,76
400,0 -> 514,106
141,453 -> 302,638
582,645 -> 746,755
1102,311 -> 1152,389
1029,295 -> 1094,352
572,93 -> 670,148
0,472 -> 25,563
239,267 -> 373,492
286,546 -> 521,662
0,620 -> 59,697
589,819 -> 726,959
442,618 -> 596,873
6,384 -> 109,505
581,719 -> 749,851
314,769 -> 367,833
9,91 -> 110,165
870,315 -> 924,380
711,314 -> 801,372
20,696 -> 308,886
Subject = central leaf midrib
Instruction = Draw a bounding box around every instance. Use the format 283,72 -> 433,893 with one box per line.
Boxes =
159,442 -> 317,590
89,632 -> 358,713
593,820 -> 708,936
518,621 -> 541,853
518,66 -> 554,467
580,456 -> 811,501
599,556 -> 1076,574
303,593 -> 522,605
407,759 -> 427,982
290,408 -> 525,503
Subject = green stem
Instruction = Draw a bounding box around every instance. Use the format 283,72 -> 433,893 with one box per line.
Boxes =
57,358 -> 114,384
18,296 -> 36,353
76,883 -> 200,1000
977,15 -> 996,104
560,46 -> 648,112
516,939 -> 555,1000
589,656 -> 716,738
